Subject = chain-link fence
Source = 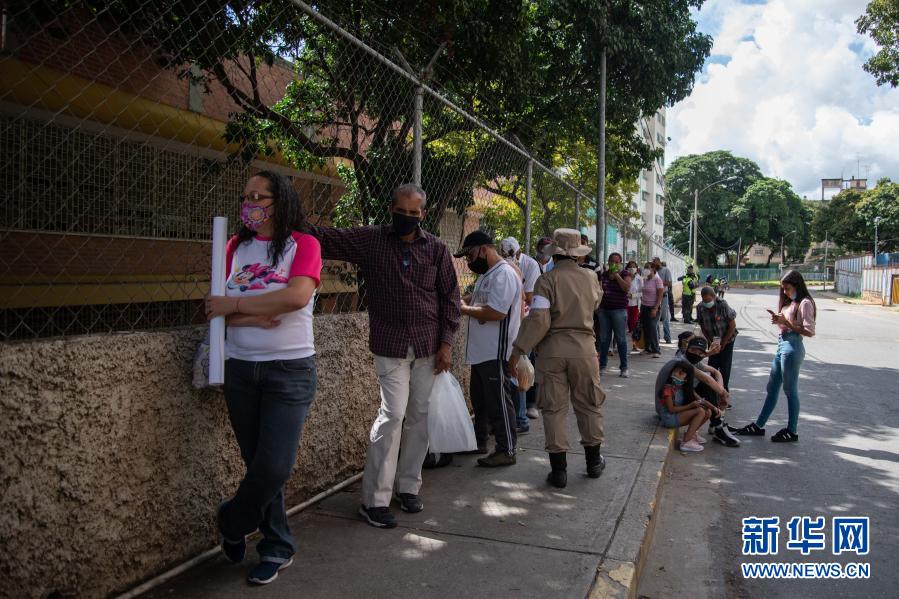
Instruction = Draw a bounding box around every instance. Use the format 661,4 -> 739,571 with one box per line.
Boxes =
0,0 -> 685,342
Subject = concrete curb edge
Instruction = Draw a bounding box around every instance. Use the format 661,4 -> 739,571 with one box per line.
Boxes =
586,427 -> 676,599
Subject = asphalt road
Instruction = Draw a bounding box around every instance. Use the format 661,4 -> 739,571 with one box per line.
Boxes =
638,289 -> 899,599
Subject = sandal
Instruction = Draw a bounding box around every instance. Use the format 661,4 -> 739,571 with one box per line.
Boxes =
771,428 -> 799,443
734,423 -> 765,436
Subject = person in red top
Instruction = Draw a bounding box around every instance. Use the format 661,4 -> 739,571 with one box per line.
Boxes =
205,171 -> 322,586
598,252 -> 632,377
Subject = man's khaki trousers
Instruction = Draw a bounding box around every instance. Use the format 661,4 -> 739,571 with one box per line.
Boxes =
537,356 -> 605,452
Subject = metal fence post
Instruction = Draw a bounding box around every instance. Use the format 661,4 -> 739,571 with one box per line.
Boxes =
525,159 -> 533,253
575,194 -> 580,230
413,85 -> 423,185
596,49 -> 607,264
392,43 -> 445,186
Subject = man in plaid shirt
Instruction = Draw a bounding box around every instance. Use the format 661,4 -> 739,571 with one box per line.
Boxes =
308,183 -> 461,529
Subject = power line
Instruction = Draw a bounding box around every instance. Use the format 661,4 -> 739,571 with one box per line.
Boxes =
695,223 -> 740,251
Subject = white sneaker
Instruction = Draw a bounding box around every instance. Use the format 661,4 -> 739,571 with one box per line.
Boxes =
526,407 -> 539,419
695,433 -> 707,444
680,439 -> 704,452
620,369 -> 630,378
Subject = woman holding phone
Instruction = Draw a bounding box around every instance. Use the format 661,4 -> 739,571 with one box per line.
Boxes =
735,270 -> 816,442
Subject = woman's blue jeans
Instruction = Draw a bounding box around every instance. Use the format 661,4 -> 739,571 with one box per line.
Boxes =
755,332 -> 805,434
599,308 -> 629,370
219,356 -> 317,563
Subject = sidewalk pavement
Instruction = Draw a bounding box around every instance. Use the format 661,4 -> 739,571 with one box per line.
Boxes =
816,290 -> 899,311
141,335 -> 691,599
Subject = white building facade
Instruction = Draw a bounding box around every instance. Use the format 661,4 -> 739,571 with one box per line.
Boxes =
632,109 -> 667,255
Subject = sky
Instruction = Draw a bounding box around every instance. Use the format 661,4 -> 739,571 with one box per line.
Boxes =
667,0 -> 899,200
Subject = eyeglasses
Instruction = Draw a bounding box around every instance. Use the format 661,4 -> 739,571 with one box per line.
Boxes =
239,192 -> 274,203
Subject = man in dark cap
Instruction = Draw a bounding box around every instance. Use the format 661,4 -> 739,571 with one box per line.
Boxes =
456,231 -> 523,467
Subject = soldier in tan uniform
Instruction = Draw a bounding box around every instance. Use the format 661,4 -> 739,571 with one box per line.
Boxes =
507,229 -> 606,488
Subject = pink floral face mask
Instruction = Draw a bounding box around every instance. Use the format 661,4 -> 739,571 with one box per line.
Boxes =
240,201 -> 272,231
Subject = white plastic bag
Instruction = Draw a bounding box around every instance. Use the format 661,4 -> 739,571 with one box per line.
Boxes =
192,329 -> 212,390
428,372 -> 477,453
192,328 -> 223,391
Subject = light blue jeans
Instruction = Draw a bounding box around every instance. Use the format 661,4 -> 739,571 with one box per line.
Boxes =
599,308 -> 629,370
658,292 -> 671,343
755,332 -> 805,434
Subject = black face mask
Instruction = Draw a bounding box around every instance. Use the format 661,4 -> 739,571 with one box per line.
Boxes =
392,211 -> 421,236
686,351 -> 703,364
467,251 -> 489,275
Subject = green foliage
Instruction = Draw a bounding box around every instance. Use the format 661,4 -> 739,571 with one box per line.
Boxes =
664,150 -> 763,265
730,178 -> 811,264
14,0 -> 712,233
856,0 -> 899,87
813,178 -> 899,253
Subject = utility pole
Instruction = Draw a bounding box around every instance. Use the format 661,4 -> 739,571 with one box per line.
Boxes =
823,231 -> 829,292
393,43 -> 446,185
736,236 -> 741,279
596,49 -> 607,265
692,188 -> 699,265
687,210 -> 693,266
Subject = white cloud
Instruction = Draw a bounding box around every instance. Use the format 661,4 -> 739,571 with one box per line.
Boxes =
668,0 -> 899,199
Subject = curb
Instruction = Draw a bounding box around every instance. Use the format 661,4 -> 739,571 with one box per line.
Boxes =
586,427 -> 676,599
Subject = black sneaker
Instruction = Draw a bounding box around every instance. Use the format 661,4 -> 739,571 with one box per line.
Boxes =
358,505 -> 397,528
771,428 -> 799,443
517,425 -> 530,435
734,423 -> 765,436
712,425 -> 741,447
217,502 -> 245,563
247,558 -> 293,585
477,451 -> 516,467
395,493 -> 424,513
459,445 -> 488,455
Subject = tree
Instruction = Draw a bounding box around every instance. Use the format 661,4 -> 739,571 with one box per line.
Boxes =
14,0 -> 711,232
730,178 -> 811,266
664,151 -> 763,266
816,178 -> 899,253
857,179 -> 899,253
856,0 -> 899,87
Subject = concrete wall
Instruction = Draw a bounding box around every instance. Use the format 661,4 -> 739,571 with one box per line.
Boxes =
0,313 -> 470,599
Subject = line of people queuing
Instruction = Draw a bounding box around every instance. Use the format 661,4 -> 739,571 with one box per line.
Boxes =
204,175 -> 816,585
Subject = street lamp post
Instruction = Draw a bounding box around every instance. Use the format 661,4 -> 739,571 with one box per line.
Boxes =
874,216 -> 882,262
692,176 -> 736,265
781,229 -> 797,265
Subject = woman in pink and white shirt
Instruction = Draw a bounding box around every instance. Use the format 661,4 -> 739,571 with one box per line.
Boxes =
205,170 -> 321,585
735,270 -> 816,443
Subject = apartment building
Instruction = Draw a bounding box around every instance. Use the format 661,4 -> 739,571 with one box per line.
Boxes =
633,108 -> 668,250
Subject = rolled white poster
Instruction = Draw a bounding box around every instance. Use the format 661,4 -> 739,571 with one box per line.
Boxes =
208,216 -> 228,385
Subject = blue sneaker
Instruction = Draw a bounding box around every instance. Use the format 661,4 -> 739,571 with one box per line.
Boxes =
247,558 -> 293,585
